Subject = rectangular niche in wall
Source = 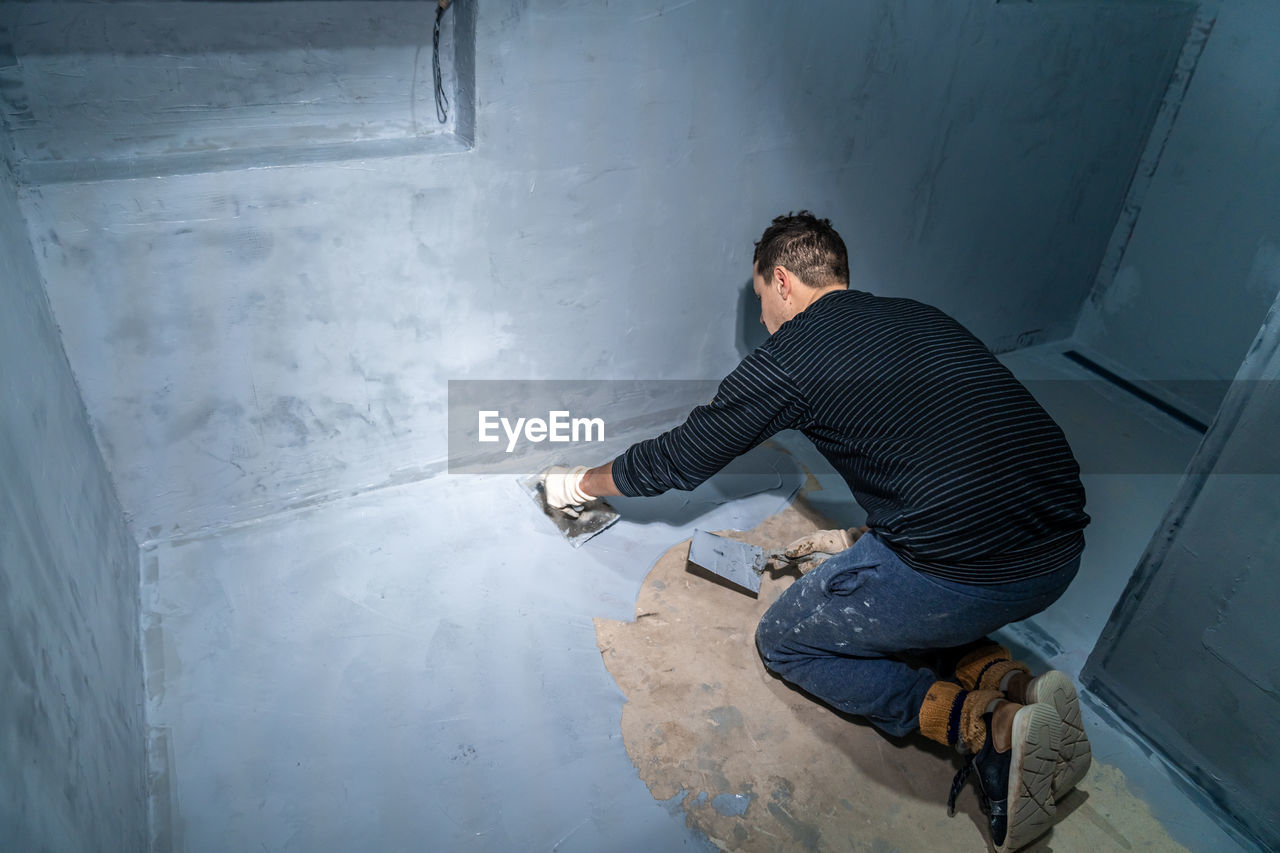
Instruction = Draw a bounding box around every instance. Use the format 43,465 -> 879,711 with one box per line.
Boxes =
0,0 -> 476,183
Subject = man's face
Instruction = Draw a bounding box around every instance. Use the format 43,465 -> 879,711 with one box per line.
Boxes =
753,264 -> 788,335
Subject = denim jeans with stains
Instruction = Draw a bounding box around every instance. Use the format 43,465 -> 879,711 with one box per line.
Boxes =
754,531 -> 1080,738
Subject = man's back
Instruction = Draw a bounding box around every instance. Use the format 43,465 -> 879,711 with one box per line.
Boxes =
614,288 -> 1088,584
765,288 -> 1088,583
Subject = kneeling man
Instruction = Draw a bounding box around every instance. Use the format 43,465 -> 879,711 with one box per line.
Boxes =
543,211 -> 1091,853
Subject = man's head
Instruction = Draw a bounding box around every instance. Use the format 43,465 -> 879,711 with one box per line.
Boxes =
752,211 -> 849,334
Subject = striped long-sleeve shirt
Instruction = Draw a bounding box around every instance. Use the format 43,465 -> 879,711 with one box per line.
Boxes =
612,289 -> 1088,584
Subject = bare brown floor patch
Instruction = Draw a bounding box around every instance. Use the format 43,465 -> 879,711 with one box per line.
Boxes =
594,501 -> 1189,852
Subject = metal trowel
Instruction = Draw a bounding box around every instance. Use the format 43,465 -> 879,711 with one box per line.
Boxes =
687,529 -> 835,596
519,472 -> 621,548
687,530 -> 775,595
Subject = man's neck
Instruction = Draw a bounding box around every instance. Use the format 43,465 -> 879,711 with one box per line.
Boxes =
793,285 -> 847,315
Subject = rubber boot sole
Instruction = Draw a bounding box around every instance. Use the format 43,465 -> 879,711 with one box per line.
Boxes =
1000,703 -> 1061,853
1027,670 -> 1091,796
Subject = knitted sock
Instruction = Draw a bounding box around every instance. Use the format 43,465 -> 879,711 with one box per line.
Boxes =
918,681 -> 1004,753
954,644 -> 1031,694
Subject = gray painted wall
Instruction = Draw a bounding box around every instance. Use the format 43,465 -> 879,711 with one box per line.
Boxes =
1080,7 -> 1280,846
0,131 -> 148,849
9,0 -> 1192,540
0,1 -> 474,182
1076,0 -> 1280,423
1084,292 -> 1280,850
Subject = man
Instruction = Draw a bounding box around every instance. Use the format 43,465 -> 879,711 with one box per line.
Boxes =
542,211 -> 1090,852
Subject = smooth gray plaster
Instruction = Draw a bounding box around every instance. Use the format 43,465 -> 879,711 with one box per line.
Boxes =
0,2 -> 475,182
141,449 -> 802,852
8,0 -> 1192,542
994,343 -> 1251,853
138,349 -> 1255,853
994,342 -> 1204,665
1085,295 -> 1280,851
0,128 -> 147,850
1072,6 -> 1280,846
0,2 -> 1256,851
1076,0 -> 1280,423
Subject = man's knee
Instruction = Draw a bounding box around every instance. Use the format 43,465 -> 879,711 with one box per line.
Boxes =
754,615 -> 788,670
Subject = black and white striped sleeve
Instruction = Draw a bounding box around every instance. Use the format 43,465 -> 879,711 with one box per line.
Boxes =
611,347 -> 807,497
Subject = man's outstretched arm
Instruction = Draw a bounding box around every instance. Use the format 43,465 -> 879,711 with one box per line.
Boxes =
581,461 -> 621,499
541,347 -> 806,516
608,347 -> 806,497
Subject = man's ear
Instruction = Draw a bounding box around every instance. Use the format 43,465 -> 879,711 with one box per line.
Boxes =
773,265 -> 794,299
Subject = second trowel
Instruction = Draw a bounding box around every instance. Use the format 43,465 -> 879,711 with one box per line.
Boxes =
687,529 -> 838,596
687,530 -> 772,595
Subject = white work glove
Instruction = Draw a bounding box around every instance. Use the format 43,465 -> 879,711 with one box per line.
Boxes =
540,465 -> 595,518
782,526 -> 870,573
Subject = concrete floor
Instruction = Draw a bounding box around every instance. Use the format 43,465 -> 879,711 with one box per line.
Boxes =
141,341 -> 1254,852
597,503 -> 1204,852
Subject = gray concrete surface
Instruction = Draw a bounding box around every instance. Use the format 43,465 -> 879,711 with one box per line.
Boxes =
141,446 -> 806,852
1076,0 -> 1280,423
3,3 -> 1271,850
6,0 -> 1191,540
1084,298 -> 1280,850
136,343 -> 1256,853
0,1 -> 473,180
0,129 -> 148,851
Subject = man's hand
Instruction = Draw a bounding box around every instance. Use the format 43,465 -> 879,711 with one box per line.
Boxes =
782,526 -> 871,573
540,465 -> 595,517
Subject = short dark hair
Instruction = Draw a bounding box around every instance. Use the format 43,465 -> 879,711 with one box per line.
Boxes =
752,211 -> 849,289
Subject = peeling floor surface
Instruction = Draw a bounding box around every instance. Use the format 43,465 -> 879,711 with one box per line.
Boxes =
142,343 -> 1252,852
598,503 -> 1191,852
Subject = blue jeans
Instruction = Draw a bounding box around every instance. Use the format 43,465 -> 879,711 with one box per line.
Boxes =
755,532 -> 1079,737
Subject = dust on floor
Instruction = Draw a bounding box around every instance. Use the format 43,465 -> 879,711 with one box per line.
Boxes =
595,500 -> 1188,852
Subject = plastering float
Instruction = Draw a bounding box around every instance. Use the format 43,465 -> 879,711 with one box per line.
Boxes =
519,471 -> 621,548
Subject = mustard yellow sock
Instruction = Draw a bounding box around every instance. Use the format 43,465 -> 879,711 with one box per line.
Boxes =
919,682 -> 1004,752
919,681 -> 960,748
955,644 -> 1031,693
957,689 -> 1004,753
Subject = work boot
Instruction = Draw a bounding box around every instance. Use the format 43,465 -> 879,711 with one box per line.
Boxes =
955,644 -> 1091,796
1022,671 -> 1090,795
947,704 -> 1060,853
